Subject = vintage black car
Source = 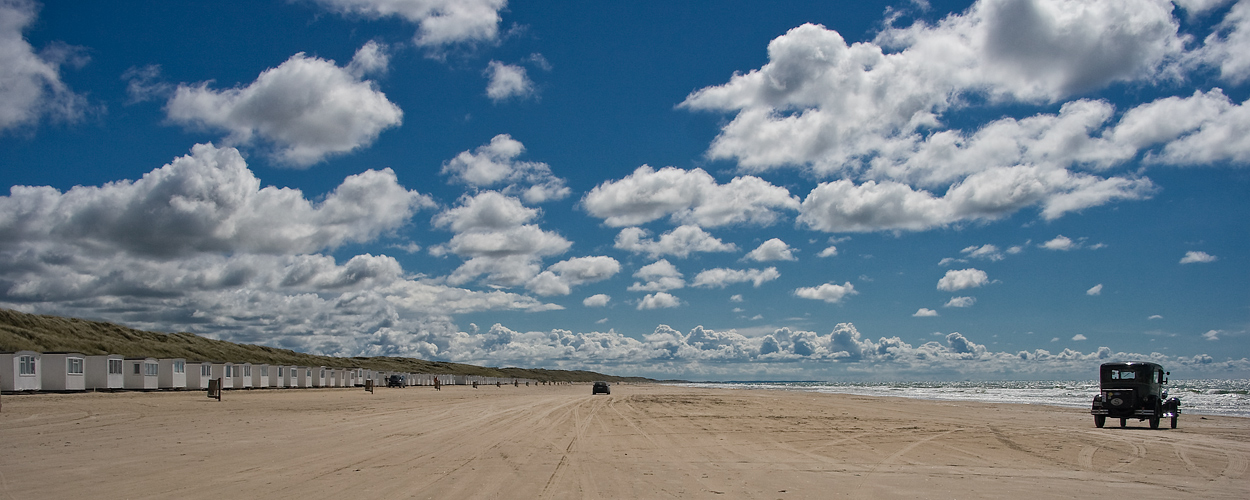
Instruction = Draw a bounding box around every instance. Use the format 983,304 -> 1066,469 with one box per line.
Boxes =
1091,361 -> 1181,429
592,381 -> 610,395
387,374 -> 405,388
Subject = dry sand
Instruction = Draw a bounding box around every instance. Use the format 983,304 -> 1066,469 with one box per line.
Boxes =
1,384 -> 1247,499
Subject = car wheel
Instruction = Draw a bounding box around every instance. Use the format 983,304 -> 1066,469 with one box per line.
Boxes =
1171,415 -> 1178,429
1150,415 -> 1160,429
1094,415 -> 1105,428
1120,418 -> 1127,428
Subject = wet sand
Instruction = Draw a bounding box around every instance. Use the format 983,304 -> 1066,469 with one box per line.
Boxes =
1,384 -> 1246,499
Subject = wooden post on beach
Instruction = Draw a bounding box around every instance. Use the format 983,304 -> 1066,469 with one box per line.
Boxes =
365,379 -> 374,394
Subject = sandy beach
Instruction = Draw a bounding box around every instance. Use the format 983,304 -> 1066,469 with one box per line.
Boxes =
1,384 -> 1246,499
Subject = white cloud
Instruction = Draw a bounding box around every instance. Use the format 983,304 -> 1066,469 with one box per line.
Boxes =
913,308 -> 939,317
0,0 -> 87,131
0,143 -> 433,257
313,0 -> 507,49
1180,250 -> 1218,264
1072,334 -> 1088,341
744,238 -> 797,262
794,282 -> 858,304
484,61 -> 535,102
1086,284 -> 1103,295
1148,314 -> 1164,320
691,267 -> 781,288
526,256 -> 620,296
730,294 -> 744,302
583,294 -> 611,307
165,44 -> 402,166
613,225 -> 737,258
441,134 -> 570,203
1041,235 -> 1076,250
937,268 -> 989,292
431,191 -> 571,287
817,246 -> 838,257
961,244 -> 1003,261
944,296 -> 976,308
1193,1 -> 1250,84
1202,329 -> 1221,341
628,259 -> 685,292
583,165 -> 799,227
637,292 -> 681,310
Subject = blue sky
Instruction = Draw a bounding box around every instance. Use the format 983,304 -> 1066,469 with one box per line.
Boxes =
1,0 -> 1247,380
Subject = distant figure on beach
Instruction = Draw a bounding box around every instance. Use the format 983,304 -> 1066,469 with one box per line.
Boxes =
472,381 -> 478,389
433,377 -> 441,391
496,381 -> 501,387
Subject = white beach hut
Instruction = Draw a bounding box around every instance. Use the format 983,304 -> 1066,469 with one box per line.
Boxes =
232,363 -> 253,389
84,354 -> 124,390
294,366 -> 311,388
123,357 -> 160,390
1,351 -> 42,392
185,361 -> 213,390
158,358 -> 186,390
40,352 -> 86,392
252,364 -> 270,388
308,366 -> 325,387
272,365 -> 291,388
211,362 -> 234,389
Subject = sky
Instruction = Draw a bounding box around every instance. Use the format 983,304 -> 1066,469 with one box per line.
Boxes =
1,0 -> 1248,381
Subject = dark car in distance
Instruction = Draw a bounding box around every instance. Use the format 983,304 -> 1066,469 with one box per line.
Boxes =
387,374 -> 405,388
1091,361 -> 1181,429
592,381 -> 610,395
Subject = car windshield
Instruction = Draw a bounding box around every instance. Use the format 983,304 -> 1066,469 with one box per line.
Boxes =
1110,369 -> 1136,380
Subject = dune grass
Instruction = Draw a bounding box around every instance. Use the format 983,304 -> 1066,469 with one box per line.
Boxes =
0,308 -> 649,383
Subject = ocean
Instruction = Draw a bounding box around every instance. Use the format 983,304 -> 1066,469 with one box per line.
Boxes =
673,379 -> 1250,418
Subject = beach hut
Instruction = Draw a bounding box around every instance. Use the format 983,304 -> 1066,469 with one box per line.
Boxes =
39,352 -> 86,392
252,364 -> 270,388
211,362 -> 234,389
232,363 -> 253,389
1,351 -> 42,392
294,366 -> 311,388
85,354 -> 124,390
185,361 -> 213,390
158,358 -> 186,390
311,366 -> 327,387
123,357 -> 160,390
273,365 -> 291,388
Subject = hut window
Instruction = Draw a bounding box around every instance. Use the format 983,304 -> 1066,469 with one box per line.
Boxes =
108,359 -> 123,374
67,357 -> 84,374
261,366 -> 268,376
226,366 -> 233,377
145,363 -> 158,376
18,355 -> 36,376
133,362 -> 142,375
201,365 -> 211,376
244,365 -> 251,376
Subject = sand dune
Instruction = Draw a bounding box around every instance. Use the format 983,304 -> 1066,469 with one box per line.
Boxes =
1,384 -> 1246,499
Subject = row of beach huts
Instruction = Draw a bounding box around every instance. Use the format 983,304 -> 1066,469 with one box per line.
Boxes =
0,350 -> 537,393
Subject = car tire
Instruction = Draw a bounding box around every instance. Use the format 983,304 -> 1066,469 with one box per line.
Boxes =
1170,415 -> 1178,429
1150,415 -> 1160,429
1120,418 -> 1127,428
1094,415 -> 1105,428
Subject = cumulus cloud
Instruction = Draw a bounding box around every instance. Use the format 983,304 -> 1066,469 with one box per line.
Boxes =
937,268 -> 989,291
794,282 -> 857,303
430,191 -> 571,286
637,292 -> 681,310
526,256 -> 620,296
441,134 -> 569,203
583,165 -> 799,227
0,0 -> 87,131
312,0 -> 507,49
0,143 -> 433,257
744,238 -> 797,262
1072,334 -> 1088,341
691,267 -> 780,288
627,259 -> 685,292
944,296 -> 976,308
1041,235 -> 1076,250
1086,283 -> 1103,295
817,246 -> 838,257
165,43 -> 402,166
913,308 -> 939,317
1180,250 -> 1218,263
484,61 -> 535,102
614,225 -> 737,258
583,294 -> 611,307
